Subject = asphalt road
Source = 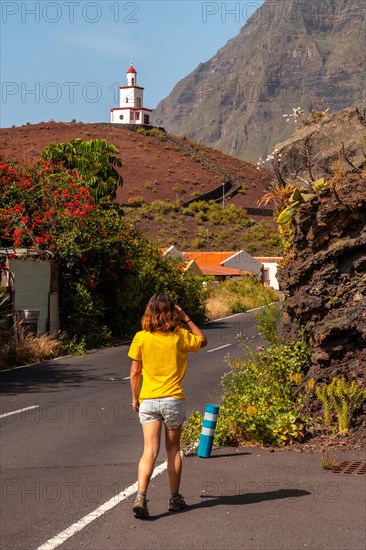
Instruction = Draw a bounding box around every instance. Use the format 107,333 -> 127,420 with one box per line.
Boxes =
0,311 -> 261,550
1,311 -> 365,550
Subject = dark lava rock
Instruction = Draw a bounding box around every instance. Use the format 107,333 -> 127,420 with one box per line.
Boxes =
277,172 -> 366,371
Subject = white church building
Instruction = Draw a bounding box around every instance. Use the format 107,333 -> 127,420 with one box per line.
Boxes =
110,64 -> 153,125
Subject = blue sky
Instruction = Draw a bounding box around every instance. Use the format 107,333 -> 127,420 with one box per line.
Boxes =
0,1 -> 264,127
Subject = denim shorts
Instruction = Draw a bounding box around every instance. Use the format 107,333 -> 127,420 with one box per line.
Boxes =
139,398 -> 186,429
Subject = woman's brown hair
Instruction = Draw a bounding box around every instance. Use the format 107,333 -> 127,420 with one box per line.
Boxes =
142,293 -> 181,333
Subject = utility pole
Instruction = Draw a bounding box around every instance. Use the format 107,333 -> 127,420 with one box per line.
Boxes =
222,181 -> 225,210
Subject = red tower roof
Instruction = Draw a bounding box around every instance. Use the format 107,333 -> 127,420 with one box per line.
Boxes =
127,65 -> 137,74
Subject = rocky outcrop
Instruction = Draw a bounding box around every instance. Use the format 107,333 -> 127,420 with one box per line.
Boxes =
277,172 -> 366,373
152,0 -> 365,162
274,107 -> 366,183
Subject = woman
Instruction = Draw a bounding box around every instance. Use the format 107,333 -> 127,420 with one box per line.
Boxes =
128,292 -> 207,518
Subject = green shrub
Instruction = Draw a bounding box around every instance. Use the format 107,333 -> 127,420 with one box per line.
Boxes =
62,282 -> 112,348
127,196 -> 147,206
212,337 -> 311,446
136,127 -> 166,140
60,335 -> 87,356
255,303 -> 283,345
149,200 -> 180,214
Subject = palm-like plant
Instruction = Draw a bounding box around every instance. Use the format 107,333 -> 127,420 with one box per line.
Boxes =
41,138 -> 123,203
258,181 -> 295,211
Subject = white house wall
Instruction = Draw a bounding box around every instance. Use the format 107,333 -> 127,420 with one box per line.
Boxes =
222,251 -> 262,275
261,261 -> 280,290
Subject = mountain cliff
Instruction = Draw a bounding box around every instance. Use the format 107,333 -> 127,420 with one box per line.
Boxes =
152,0 -> 365,162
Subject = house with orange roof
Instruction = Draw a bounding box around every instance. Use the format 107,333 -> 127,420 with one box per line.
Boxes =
161,247 -> 283,287
182,251 -> 262,281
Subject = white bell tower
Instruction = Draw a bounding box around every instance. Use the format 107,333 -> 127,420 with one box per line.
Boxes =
127,65 -> 137,86
110,63 -> 153,125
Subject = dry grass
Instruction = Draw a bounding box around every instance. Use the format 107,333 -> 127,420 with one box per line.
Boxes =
0,330 -> 61,369
206,278 -> 279,321
206,295 -> 231,320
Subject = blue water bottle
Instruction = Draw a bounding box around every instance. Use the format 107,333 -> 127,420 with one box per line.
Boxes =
197,404 -> 220,458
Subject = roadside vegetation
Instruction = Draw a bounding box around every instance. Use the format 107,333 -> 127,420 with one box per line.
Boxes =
182,305 -> 311,450
206,277 -> 278,320
182,304 -> 366,450
0,331 -> 61,369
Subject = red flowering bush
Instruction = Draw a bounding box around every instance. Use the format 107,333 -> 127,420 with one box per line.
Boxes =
0,158 -> 95,250
0,154 -> 207,345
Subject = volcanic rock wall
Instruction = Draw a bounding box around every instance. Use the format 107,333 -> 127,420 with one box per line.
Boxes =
277,173 -> 366,373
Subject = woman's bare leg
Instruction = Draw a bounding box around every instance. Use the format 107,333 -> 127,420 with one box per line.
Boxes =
138,420 -> 162,493
165,425 -> 182,494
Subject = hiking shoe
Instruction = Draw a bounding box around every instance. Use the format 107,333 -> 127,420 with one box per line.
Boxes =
168,493 -> 187,511
133,495 -> 149,518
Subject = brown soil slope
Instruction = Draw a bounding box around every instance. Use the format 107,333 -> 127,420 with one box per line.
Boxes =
0,122 -> 271,212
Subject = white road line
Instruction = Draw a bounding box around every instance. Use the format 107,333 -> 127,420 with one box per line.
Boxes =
0,405 -> 40,419
122,376 -> 130,380
36,461 -> 168,550
206,343 -> 232,353
205,312 -> 244,323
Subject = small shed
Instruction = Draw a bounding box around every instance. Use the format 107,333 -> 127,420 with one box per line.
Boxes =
0,249 -> 59,335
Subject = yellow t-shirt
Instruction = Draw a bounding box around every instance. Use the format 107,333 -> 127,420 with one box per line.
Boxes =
128,328 -> 203,400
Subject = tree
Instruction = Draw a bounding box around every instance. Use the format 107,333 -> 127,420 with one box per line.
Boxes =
41,138 -> 123,202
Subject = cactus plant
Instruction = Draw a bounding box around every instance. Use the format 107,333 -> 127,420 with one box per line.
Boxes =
316,384 -> 333,425
316,378 -> 366,434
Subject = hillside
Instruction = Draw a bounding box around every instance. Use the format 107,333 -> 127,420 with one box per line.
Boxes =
152,0 -> 365,162
0,122 -> 279,254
